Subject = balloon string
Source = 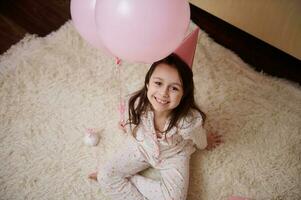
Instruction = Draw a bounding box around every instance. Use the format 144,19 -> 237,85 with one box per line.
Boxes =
116,57 -> 125,124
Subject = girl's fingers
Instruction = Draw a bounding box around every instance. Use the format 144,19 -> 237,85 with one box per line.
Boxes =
214,134 -> 223,142
206,132 -> 224,151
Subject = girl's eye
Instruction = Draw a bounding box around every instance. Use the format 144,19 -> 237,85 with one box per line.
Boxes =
171,87 -> 179,92
154,81 -> 161,86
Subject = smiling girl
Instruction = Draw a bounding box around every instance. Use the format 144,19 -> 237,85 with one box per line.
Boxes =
89,28 -> 222,200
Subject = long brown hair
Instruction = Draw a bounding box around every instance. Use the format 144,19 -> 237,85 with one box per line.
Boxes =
127,53 -> 206,134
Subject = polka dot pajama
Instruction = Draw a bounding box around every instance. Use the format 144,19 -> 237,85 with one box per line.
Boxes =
97,137 -> 195,200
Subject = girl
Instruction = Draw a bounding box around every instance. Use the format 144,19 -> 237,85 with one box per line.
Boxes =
89,53 -> 222,200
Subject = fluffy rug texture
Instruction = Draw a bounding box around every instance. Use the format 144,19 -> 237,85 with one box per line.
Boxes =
0,21 -> 300,200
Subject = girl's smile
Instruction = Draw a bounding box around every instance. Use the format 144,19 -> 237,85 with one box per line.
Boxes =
154,96 -> 169,104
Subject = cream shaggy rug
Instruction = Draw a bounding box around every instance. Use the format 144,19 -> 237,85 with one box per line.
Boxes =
0,21 -> 300,200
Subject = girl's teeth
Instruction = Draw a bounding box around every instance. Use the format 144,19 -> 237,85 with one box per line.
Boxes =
155,97 -> 167,104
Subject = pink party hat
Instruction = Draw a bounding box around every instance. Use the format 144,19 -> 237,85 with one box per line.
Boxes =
174,27 -> 199,68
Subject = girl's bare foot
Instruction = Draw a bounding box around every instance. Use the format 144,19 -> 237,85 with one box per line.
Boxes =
88,172 -> 98,181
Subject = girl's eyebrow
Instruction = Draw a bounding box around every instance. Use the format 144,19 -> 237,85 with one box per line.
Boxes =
153,77 -> 163,80
152,77 -> 182,87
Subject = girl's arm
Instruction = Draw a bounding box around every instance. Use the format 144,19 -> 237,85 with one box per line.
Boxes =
178,110 -> 223,150
178,110 -> 208,149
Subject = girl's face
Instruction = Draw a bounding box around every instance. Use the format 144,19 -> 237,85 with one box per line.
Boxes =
147,63 -> 184,116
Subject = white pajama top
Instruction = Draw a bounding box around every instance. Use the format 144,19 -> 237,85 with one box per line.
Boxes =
125,108 -> 208,166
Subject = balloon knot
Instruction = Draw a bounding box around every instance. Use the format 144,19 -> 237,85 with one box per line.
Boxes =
116,57 -> 122,65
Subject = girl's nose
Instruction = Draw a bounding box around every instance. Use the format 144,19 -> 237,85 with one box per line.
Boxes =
160,87 -> 169,97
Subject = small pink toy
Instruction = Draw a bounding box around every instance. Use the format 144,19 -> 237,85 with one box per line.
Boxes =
84,128 -> 99,146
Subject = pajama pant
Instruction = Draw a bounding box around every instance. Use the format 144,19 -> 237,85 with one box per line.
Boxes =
97,137 -> 195,200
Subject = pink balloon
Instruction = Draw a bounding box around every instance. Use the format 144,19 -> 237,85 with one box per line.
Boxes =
70,0 -> 109,53
95,0 -> 190,63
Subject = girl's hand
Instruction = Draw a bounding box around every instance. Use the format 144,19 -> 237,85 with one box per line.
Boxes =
205,132 -> 223,150
118,120 -> 127,133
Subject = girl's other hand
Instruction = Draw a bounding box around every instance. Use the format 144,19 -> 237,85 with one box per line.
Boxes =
88,172 -> 98,181
118,120 -> 127,133
205,132 -> 223,150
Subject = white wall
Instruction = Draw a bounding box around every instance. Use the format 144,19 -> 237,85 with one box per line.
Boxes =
189,0 -> 301,60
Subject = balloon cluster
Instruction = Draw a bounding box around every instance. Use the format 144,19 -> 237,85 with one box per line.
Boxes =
71,0 -> 190,63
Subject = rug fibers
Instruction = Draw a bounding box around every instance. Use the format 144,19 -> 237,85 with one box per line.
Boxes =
0,21 -> 300,200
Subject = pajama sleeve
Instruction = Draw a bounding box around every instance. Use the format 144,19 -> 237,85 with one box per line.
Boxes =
178,110 -> 208,150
